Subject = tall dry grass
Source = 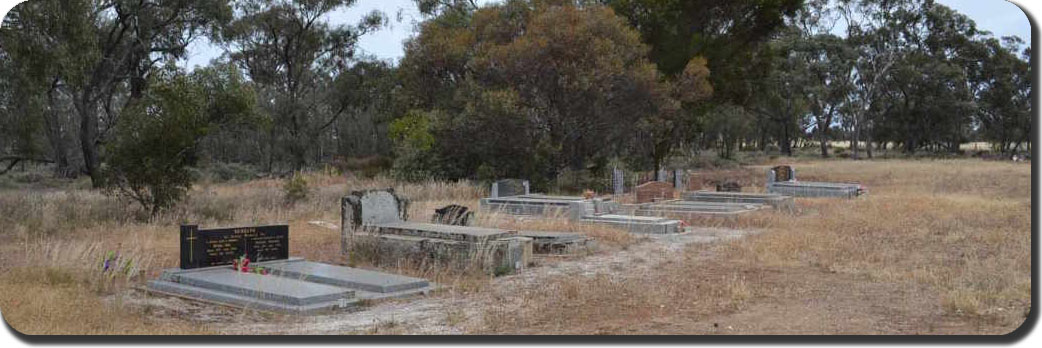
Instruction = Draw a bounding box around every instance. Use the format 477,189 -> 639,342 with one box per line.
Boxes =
0,172 -> 486,334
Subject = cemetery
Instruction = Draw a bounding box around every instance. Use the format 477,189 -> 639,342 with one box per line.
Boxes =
139,164 -> 869,316
0,160 -> 1028,335
0,0 -> 1031,336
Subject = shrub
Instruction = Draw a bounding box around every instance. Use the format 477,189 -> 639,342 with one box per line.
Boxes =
282,172 -> 310,205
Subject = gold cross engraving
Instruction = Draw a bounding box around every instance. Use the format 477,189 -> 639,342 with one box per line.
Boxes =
185,230 -> 197,263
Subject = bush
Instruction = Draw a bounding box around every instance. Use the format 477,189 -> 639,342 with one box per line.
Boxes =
282,172 -> 310,205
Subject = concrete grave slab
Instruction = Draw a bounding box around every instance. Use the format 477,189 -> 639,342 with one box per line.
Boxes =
263,260 -> 429,293
147,258 -> 434,315
683,191 -> 796,213
581,214 -> 681,234
368,221 -> 512,243
167,267 -> 354,306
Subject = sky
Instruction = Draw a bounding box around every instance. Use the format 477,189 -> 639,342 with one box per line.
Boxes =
170,0 -> 1032,69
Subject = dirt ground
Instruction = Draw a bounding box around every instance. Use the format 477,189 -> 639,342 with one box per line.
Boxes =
121,228 -> 758,334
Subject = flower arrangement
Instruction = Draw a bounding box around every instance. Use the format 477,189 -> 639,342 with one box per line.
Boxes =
231,254 -> 268,275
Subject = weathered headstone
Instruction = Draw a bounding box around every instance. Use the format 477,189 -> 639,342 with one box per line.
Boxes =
657,169 -> 669,182
635,181 -> 676,203
179,224 -> 289,269
491,179 -> 530,198
673,169 -> 684,189
342,188 -> 409,231
431,204 -> 474,226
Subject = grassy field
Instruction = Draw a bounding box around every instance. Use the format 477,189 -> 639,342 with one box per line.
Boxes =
0,159 -> 1031,334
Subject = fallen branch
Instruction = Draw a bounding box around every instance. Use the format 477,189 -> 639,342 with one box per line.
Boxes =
0,155 -> 55,175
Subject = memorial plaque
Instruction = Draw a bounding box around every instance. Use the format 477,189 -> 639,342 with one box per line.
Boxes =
493,179 -> 530,197
773,165 -> 794,182
180,224 -> 289,269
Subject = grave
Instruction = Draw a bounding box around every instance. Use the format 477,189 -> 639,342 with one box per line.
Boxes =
431,204 -> 474,226
480,190 -> 680,235
765,166 -> 864,198
343,189 -> 533,275
635,181 -> 675,203
682,191 -> 796,212
148,224 -> 432,315
629,200 -> 765,223
479,194 -> 617,217
490,179 -> 530,198
579,214 -> 681,234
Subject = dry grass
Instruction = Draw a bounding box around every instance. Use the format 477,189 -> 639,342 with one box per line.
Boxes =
0,159 -> 1031,335
0,172 -> 487,334
472,159 -> 1030,334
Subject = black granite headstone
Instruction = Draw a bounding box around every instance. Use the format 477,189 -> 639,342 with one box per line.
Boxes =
180,224 -> 289,269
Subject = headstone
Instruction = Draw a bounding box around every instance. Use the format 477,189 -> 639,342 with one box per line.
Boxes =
179,224 -> 289,269
772,165 -> 795,182
657,169 -> 669,182
612,167 -> 624,196
635,181 -> 676,203
673,169 -> 684,189
687,173 -> 703,191
342,188 -> 409,231
491,179 -> 529,198
716,181 -> 742,192
431,204 -> 474,226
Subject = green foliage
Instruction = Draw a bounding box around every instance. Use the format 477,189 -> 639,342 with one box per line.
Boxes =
397,0 -> 696,183
221,0 -> 386,170
282,172 -> 310,205
103,65 -> 256,218
389,110 -> 436,152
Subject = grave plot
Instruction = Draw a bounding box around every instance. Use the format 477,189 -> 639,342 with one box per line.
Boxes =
682,191 -> 796,213
147,224 -> 433,315
342,189 -> 533,275
628,200 -> 766,222
765,166 -> 865,198
479,194 -> 617,217
478,180 -> 684,235
578,214 -> 682,234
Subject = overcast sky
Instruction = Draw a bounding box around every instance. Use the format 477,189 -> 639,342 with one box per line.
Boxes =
170,0 -> 1032,69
